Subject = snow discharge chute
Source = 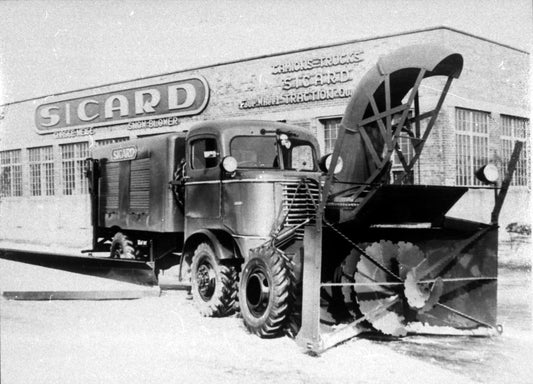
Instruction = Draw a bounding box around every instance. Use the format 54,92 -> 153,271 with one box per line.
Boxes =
321,44 -> 463,204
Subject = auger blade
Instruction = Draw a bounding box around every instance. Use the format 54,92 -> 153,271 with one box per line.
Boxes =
354,241 -> 407,336
352,233 -> 498,336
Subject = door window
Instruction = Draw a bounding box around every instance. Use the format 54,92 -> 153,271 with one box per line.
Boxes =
190,138 -> 219,169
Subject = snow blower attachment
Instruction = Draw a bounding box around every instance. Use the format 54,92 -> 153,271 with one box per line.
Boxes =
291,44 -> 520,353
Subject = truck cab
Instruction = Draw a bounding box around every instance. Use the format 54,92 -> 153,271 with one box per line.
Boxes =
183,120 -> 320,250
179,121 -> 322,317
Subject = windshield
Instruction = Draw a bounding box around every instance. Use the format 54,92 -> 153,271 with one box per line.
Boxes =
230,135 -> 316,171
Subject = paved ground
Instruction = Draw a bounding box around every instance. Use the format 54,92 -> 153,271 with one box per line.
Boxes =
0,238 -> 531,384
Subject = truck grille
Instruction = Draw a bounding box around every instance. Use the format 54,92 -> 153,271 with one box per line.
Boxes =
281,180 -> 320,239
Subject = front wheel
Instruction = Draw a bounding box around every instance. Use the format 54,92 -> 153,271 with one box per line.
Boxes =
239,246 -> 293,338
190,242 -> 238,317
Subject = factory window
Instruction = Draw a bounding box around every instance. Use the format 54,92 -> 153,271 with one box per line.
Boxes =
0,149 -> 22,197
323,118 -> 342,154
501,115 -> 530,187
28,146 -> 55,196
455,108 -> 490,186
391,135 -> 415,183
60,142 -> 89,195
96,137 -> 130,146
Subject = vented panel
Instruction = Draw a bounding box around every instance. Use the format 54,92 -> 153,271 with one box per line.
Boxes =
130,158 -> 151,211
102,163 -> 119,211
282,181 -> 320,239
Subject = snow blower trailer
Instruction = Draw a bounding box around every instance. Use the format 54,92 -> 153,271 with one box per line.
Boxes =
85,44 -> 522,354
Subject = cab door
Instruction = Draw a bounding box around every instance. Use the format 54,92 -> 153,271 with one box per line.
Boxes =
185,136 -> 221,225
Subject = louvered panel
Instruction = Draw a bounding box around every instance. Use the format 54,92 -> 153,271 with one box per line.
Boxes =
130,158 -> 151,211
281,181 -> 320,239
102,163 -> 119,211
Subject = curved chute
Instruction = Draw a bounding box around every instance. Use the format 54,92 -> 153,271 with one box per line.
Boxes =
322,44 -> 463,204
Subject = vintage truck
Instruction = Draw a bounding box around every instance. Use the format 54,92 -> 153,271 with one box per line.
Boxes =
88,120 -> 320,331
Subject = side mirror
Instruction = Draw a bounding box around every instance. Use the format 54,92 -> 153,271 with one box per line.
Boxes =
475,163 -> 499,184
319,153 -> 343,174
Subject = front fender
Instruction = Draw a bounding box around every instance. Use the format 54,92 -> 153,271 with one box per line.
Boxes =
178,229 -> 241,281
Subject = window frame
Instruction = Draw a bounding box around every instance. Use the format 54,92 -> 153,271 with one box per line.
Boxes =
500,115 -> 530,187
0,149 -> 23,198
229,135 -> 317,171
189,137 -> 220,170
455,108 -> 490,186
28,146 -> 55,197
60,142 -> 89,195
321,117 -> 342,154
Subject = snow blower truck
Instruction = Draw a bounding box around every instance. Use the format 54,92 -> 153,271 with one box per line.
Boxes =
86,44 -> 522,353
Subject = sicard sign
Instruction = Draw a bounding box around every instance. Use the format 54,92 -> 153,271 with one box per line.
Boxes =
35,75 -> 209,134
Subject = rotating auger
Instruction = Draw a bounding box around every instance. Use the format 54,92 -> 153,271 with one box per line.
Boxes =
346,239 -> 498,337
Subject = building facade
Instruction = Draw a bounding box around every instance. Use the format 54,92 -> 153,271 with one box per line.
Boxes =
0,26 -> 530,248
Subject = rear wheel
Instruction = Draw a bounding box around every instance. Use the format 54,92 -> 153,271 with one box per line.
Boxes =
190,242 -> 238,317
110,233 -> 136,259
239,246 -> 293,338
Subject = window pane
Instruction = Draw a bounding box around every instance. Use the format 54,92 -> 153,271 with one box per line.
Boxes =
96,137 -> 129,146
500,115 -> 530,187
0,150 -> 22,197
28,146 -> 54,197
323,118 -> 342,154
190,138 -> 219,169
231,136 -> 277,168
60,143 -> 88,195
455,108 -> 490,186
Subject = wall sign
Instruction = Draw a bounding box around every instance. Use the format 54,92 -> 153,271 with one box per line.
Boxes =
53,127 -> 95,139
239,51 -> 364,110
271,51 -> 363,74
35,75 -> 209,134
127,116 -> 180,130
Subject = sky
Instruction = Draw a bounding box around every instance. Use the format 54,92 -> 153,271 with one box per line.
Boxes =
0,0 -> 531,105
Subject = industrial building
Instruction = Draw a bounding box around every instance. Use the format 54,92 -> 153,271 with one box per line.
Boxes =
0,26 -> 529,248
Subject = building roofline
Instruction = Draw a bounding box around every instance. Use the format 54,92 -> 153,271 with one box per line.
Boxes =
1,25 -> 529,107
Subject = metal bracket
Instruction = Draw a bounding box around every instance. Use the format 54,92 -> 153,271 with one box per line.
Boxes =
295,224 -> 324,353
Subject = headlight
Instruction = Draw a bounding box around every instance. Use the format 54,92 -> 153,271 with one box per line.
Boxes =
475,163 -> 499,184
222,156 -> 238,173
319,153 -> 343,174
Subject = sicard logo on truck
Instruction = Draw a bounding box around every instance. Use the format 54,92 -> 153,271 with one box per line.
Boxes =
35,75 -> 210,134
111,146 -> 137,162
